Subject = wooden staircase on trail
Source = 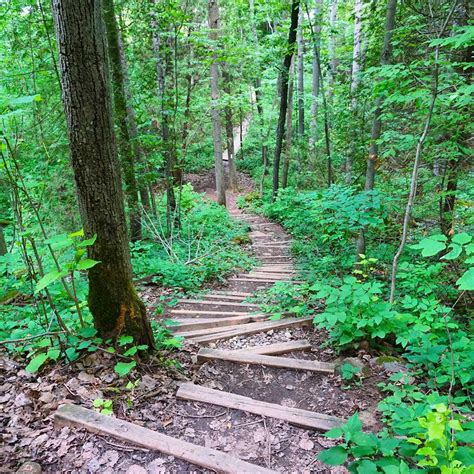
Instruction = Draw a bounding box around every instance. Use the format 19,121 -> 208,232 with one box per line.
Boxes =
55,209 -> 344,473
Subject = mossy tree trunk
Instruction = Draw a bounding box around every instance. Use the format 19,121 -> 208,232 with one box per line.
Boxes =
52,0 -> 154,346
103,0 -> 141,241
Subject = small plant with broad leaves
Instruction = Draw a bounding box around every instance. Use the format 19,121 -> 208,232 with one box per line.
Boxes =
92,398 -> 113,415
318,406 -> 473,473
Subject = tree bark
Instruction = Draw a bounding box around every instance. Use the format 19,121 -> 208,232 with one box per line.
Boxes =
282,58 -> 295,189
52,0 -> 154,346
117,32 -> 151,213
309,0 -> 322,152
297,7 -> 304,137
356,0 -> 397,256
328,0 -> 338,99
272,0 -> 300,200
151,6 -> 178,229
223,66 -> 238,191
346,0 -> 363,184
103,0 -> 141,241
0,226 -> 7,256
208,0 -> 226,206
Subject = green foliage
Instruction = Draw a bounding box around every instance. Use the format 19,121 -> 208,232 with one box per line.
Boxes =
318,406 -> 473,473
131,185 -> 254,290
93,398 -> 114,416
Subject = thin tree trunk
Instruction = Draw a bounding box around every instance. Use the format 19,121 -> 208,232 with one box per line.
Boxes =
346,0 -> 363,184
282,59 -> 295,189
249,0 -> 267,168
356,0 -> 397,257
208,0 -> 226,206
117,31 -> 151,213
103,0 -> 141,241
151,8 -> 177,229
0,226 -> 7,256
52,0 -> 154,345
297,7 -> 304,137
309,0 -> 322,151
272,0 -> 300,200
328,0 -> 338,99
223,67 -> 238,191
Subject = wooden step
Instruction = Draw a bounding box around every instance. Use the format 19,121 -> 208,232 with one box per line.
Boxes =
233,339 -> 312,355
202,294 -> 250,301
258,255 -> 292,259
170,309 -> 261,318
177,299 -> 260,308
170,314 -> 267,333
246,273 -> 295,279
197,348 -> 335,374
177,384 -> 344,431
187,316 -> 313,344
212,291 -> 253,297
230,278 -> 303,284
55,404 -> 274,474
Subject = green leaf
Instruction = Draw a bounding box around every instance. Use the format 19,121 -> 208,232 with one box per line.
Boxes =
411,237 -> 446,257
318,446 -> 348,466
68,229 -> 84,238
123,347 -> 138,357
114,361 -> 136,377
77,327 -> 98,338
65,347 -> 79,361
76,258 -> 100,270
118,335 -> 134,346
352,431 -> 377,447
78,234 -> 97,247
344,413 -> 362,438
93,398 -> 104,407
452,233 -> 472,245
324,427 -> 344,439
25,353 -> 48,373
9,94 -> 42,105
47,349 -> 61,361
456,268 -> 474,291
442,244 -> 462,260
35,269 -> 68,293
356,460 -> 378,474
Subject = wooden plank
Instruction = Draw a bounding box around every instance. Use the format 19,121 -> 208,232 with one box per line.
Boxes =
177,299 -> 260,308
230,278 -> 303,284
187,317 -> 313,344
246,273 -> 295,278
202,294 -> 249,301
258,255 -> 292,259
177,384 -> 344,431
233,339 -> 312,355
55,404 -> 274,474
212,291 -> 253,297
170,309 -> 261,317
170,314 -> 267,332
197,349 -> 334,374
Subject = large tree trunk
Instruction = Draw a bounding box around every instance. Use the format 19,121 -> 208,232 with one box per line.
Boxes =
272,0 -> 300,200
103,0 -> 141,241
208,0 -> 226,206
309,0 -> 322,152
52,0 -> 154,346
223,66 -> 238,191
296,7 -> 304,137
346,0 -> 363,184
356,0 -> 397,256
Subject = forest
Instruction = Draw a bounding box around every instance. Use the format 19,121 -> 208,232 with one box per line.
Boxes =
0,0 -> 473,472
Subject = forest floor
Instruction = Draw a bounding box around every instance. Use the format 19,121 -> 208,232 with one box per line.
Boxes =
0,170 -> 393,473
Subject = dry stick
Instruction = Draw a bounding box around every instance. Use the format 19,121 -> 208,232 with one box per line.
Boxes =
0,331 -> 65,345
389,3 -> 457,304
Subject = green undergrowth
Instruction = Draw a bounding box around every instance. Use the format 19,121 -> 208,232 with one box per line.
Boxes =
0,184 -> 254,375
238,186 -> 474,472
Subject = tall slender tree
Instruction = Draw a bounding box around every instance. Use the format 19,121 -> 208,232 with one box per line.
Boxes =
357,0 -> 398,256
52,0 -> 154,345
208,0 -> 226,205
309,0 -> 322,152
296,7 -> 305,137
103,0 -> 141,241
272,0 -> 300,200
346,0 -> 363,184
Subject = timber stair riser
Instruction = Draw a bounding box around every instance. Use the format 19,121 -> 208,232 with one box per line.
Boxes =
177,384 -> 344,431
197,348 -> 335,374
